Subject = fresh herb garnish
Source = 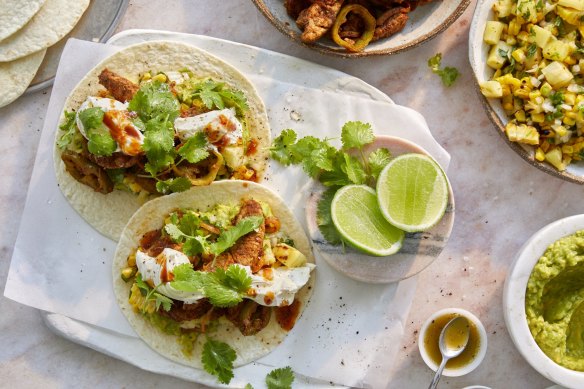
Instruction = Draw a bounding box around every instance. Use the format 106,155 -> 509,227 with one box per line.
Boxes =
201,338 -> 237,384
128,80 -> 180,122
57,111 -> 78,149
142,115 -> 176,176
178,131 -> 210,164
266,366 -> 295,389
211,215 -> 264,255
182,78 -> 249,113
428,53 -> 460,87
86,126 -> 117,156
135,273 -> 173,312
155,177 -> 192,195
316,187 -> 344,245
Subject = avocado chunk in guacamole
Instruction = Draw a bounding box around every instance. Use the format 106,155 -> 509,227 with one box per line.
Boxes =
526,230 -> 584,371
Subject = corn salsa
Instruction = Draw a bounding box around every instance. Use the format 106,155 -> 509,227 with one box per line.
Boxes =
480,0 -> 584,171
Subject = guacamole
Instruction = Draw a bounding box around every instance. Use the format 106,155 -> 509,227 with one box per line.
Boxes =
526,230 -> 584,371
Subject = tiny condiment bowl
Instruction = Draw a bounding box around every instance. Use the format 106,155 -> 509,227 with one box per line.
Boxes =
418,308 -> 488,377
504,215 -> 584,389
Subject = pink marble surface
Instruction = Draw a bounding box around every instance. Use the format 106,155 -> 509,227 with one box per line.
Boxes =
0,0 -> 571,387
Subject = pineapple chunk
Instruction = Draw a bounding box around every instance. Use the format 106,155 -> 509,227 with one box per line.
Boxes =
480,80 -> 503,98
273,243 -> 307,267
506,122 -> 540,145
222,145 -> 244,170
545,148 -> 566,170
558,0 -> 584,11
517,0 -> 538,22
543,39 -> 570,61
487,41 -> 512,69
533,25 -> 552,48
493,0 -> 514,17
557,5 -> 584,26
541,61 -> 574,88
484,21 -> 506,45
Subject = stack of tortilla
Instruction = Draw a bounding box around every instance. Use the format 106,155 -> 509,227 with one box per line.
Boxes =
0,0 -> 90,108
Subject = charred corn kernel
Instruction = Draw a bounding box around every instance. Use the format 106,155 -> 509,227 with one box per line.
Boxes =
512,48 -> 526,63
501,84 -> 512,97
152,73 -> 167,83
564,116 -> 577,126
565,55 -> 578,65
565,92 -> 576,105
514,87 -> 531,99
564,156 -> 572,166
127,253 -> 136,267
517,31 -> 530,43
542,140 -> 551,152
493,69 -> 503,79
540,82 -> 553,97
506,36 -> 517,46
532,113 -> 546,123
573,142 -> 584,152
141,72 -> 152,81
535,147 -> 546,161
497,73 -> 522,88
562,145 -> 574,154
556,126 -> 568,137
529,90 -> 542,100
180,103 -> 190,111
121,267 -> 136,282
515,110 -> 527,122
502,94 -> 514,110
509,18 -> 522,35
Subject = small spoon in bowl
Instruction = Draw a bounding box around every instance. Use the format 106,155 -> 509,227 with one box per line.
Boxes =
428,316 -> 470,389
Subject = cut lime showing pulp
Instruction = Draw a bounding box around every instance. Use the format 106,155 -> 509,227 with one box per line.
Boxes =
331,185 -> 404,256
376,153 -> 449,233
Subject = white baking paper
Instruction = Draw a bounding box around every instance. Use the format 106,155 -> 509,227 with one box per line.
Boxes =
5,35 -> 450,388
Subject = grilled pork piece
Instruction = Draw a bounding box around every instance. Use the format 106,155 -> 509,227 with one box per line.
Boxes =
61,150 -> 113,194
226,300 -> 271,336
296,0 -> 344,43
372,7 -> 409,41
98,68 -> 140,103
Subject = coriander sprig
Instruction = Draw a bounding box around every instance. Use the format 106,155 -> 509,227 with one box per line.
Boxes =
428,53 -> 460,87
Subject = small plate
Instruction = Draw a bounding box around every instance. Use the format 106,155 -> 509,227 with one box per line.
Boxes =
469,0 -> 584,184
503,215 -> 584,389
305,135 -> 455,284
251,0 -> 470,57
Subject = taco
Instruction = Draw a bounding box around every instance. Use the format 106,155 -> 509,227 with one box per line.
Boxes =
54,41 -> 270,241
112,181 -> 315,375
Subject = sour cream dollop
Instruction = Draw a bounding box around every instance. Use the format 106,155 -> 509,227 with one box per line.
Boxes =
136,248 -> 315,307
173,108 -> 243,145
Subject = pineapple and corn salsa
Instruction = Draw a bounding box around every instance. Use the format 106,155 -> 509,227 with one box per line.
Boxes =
480,0 -> 584,171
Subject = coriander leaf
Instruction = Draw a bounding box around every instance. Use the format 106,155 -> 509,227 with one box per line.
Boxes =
527,43 -> 537,58
87,126 -> 117,156
439,67 -> 460,87
135,273 -> 150,295
143,117 -> 176,174
204,275 -> 244,307
128,81 -> 180,122
178,132 -> 209,163
156,177 -> 192,194
245,384 -> 254,389
78,107 -> 105,130
218,88 -> 249,112
341,121 -> 374,150
165,224 -> 189,242
342,154 -> 367,185
311,145 -> 337,172
270,129 -> 298,165
211,215 -> 264,255
170,264 -> 207,292
57,111 -> 78,149
201,338 -> 236,384
183,236 -> 208,256
428,53 -> 442,72
368,148 -> 392,180
266,366 -> 295,389
179,212 -> 201,236
154,292 -> 173,311
316,188 -> 343,245
289,136 -> 324,165
223,264 -> 253,293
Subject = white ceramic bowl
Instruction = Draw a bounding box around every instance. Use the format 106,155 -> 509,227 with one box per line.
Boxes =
252,0 -> 470,57
304,135 -> 455,284
418,308 -> 488,377
504,215 -> 584,389
469,0 -> 584,184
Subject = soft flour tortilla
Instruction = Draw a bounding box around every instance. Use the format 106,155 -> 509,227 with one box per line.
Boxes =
0,0 -> 46,41
0,0 -> 89,62
0,49 -> 46,108
112,180 -> 315,368
53,40 -> 271,241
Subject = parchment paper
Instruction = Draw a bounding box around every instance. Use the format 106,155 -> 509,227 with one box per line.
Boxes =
5,36 -> 451,388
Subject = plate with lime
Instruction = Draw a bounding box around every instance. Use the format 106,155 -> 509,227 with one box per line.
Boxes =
271,123 -> 455,283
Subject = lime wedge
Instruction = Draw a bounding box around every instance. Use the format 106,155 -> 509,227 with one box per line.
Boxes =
376,153 -> 449,232
331,185 -> 404,256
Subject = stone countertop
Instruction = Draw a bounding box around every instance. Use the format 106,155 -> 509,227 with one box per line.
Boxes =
0,0 -> 567,388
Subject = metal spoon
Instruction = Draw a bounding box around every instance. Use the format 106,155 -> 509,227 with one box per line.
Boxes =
428,316 -> 470,389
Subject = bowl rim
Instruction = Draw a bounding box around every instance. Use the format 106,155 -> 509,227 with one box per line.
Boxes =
468,0 -> 584,185
503,214 -> 584,388
251,0 -> 471,57
417,307 -> 488,377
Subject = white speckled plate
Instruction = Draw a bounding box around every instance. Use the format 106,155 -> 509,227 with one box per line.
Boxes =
469,0 -> 584,184
306,136 -> 455,284
504,215 -> 584,389
252,0 -> 471,57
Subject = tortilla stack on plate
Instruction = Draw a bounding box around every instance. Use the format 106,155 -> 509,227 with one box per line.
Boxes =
0,0 -> 47,42
0,49 -> 46,108
0,0 -> 89,62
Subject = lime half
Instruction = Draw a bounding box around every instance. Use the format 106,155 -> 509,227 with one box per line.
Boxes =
376,153 -> 449,232
331,185 -> 404,256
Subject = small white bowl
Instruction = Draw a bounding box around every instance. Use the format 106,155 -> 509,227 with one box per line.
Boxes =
418,308 -> 488,377
504,215 -> 584,389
